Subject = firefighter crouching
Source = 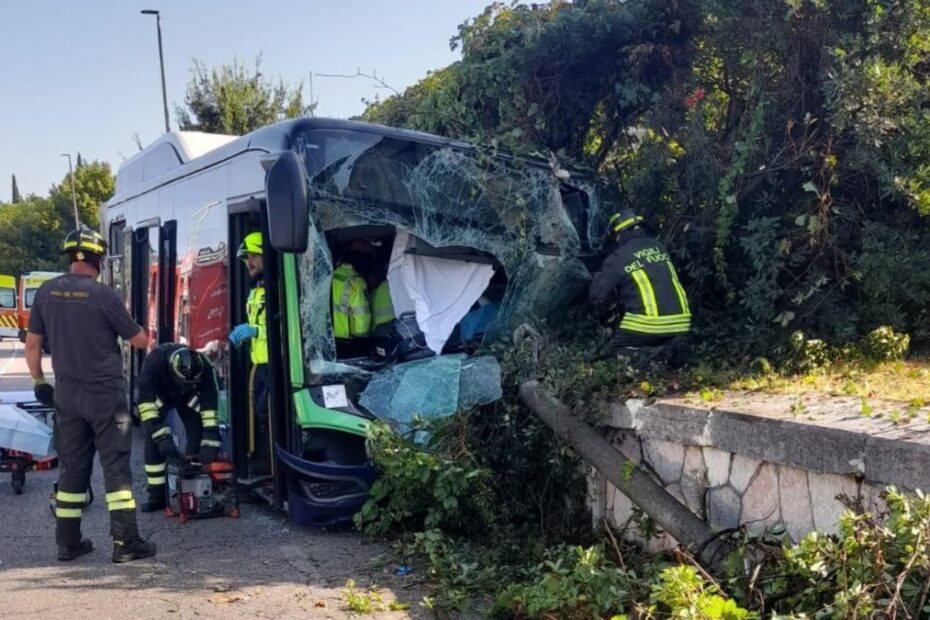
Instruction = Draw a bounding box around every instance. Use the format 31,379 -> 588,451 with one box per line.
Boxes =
138,344 -> 222,512
589,210 -> 691,365
25,228 -> 156,563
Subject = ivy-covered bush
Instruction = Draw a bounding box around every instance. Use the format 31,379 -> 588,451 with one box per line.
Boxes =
364,0 -> 930,356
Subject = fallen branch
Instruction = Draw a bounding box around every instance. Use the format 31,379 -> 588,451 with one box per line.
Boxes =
519,380 -> 732,569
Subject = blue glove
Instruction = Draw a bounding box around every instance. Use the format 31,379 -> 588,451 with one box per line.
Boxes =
229,323 -> 258,347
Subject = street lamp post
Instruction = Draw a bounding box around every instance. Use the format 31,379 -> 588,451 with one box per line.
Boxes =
141,9 -> 170,133
60,154 -> 80,229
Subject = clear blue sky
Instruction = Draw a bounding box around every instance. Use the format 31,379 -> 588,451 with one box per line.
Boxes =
0,0 -> 495,201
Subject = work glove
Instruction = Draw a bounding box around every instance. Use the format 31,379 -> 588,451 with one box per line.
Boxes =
33,378 -> 54,407
199,429 -> 221,464
198,444 -> 219,465
229,323 -> 257,347
155,435 -> 181,461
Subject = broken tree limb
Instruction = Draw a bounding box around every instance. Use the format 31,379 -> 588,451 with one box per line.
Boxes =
518,380 -> 731,568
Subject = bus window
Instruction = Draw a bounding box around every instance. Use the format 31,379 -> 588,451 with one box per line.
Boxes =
24,288 -> 39,308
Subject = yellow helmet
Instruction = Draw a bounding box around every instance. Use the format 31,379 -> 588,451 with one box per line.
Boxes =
61,228 -> 107,260
237,232 -> 262,259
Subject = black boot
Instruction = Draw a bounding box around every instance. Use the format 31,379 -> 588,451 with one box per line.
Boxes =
58,538 -> 94,561
110,509 -> 156,563
112,536 -> 157,563
140,488 -> 166,513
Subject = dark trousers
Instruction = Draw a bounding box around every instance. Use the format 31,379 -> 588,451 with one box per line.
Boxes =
250,363 -> 271,475
142,406 -> 203,499
600,331 -> 680,367
54,377 -> 139,546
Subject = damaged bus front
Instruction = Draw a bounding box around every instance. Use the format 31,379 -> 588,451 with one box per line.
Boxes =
103,119 -> 611,526
265,122 -> 612,525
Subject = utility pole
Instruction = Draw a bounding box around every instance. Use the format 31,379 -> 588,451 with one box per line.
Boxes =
60,153 -> 80,229
141,9 -> 170,133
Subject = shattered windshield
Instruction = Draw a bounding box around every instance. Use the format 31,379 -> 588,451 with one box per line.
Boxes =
292,128 -> 613,376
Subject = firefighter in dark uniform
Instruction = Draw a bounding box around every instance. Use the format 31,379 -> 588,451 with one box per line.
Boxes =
228,232 -> 270,474
138,344 -> 222,512
25,228 -> 157,563
589,209 -> 691,363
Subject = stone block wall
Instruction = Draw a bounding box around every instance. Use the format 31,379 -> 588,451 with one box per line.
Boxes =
592,394 -> 929,545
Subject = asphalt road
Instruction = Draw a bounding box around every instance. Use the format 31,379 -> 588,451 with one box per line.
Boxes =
0,339 -> 430,619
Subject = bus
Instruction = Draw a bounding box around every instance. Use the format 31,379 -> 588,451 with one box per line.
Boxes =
101,118 -> 610,525
0,275 -> 17,339
18,271 -> 62,342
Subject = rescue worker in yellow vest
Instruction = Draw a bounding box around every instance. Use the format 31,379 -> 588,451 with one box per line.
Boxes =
228,232 -> 271,473
371,279 -> 395,329
589,209 -> 691,363
26,228 -> 156,563
332,240 -> 374,357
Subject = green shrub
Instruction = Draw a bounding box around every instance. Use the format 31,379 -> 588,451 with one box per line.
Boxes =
860,325 -> 910,362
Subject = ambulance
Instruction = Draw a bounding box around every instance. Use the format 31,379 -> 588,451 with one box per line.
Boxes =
18,271 -> 62,342
0,275 -> 17,339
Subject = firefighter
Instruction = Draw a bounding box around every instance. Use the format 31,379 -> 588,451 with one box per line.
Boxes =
25,228 -> 156,563
228,232 -> 270,473
138,344 -> 221,512
588,209 -> 691,363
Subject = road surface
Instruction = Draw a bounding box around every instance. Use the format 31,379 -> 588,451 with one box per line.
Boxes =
0,339 -> 429,619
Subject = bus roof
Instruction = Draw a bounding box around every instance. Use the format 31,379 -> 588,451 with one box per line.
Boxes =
107,118 -> 593,209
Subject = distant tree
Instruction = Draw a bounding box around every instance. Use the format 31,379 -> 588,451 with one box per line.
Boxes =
11,174 -> 22,204
0,196 -> 66,275
175,56 -> 314,135
48,160 -> 115,230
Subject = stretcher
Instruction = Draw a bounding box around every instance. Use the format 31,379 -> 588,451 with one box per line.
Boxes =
0,394 -> 57,495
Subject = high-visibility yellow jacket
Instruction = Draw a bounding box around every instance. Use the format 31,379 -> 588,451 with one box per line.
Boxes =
332,264 -> 371,339
246,285 -> 268,364
371,280 -> 395,328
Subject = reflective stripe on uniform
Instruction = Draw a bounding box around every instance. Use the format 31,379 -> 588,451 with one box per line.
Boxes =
56,490 -> 87,503
147,476 -> 166,486
630,269 -> 658,317
620,312 -> 691,334
201,438 -> 222,448
667,262 -> 690,314
106,490 -> 133,503
151,426 -> 171,440
55,507 -> 82,518
108,499 -> 137,511
201,409 -> 218,428
187,395 -> 200,411
138,402 -> 160,422
144,463 -> 166,473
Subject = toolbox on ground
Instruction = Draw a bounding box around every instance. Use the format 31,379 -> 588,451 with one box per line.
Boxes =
165,458 -> 239,523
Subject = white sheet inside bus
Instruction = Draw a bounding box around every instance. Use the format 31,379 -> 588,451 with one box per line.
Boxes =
386,230 -> 494,353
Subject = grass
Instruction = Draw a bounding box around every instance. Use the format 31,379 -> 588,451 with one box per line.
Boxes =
679,356 -> 930,403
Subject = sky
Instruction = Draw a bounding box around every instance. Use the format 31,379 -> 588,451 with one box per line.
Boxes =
0,0 -> 495,201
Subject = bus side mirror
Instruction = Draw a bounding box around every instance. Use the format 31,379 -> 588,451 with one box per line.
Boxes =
264,150 -> 309,253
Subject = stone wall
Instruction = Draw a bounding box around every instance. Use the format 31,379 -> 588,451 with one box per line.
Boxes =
590,393 -> 930,547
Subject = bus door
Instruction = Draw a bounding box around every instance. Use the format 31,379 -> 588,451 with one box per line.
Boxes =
0,275 -> 17,339
129,222 -> 158,405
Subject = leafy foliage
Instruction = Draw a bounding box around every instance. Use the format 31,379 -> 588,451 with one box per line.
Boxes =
49,159 -> 114,229
175,56 -> 314,135
364,0 -> 930,355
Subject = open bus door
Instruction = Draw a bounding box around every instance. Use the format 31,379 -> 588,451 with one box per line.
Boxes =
0,275 -> 18,339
